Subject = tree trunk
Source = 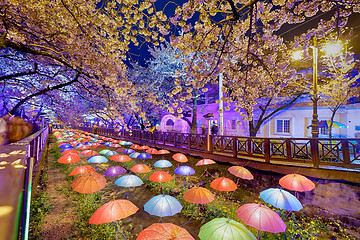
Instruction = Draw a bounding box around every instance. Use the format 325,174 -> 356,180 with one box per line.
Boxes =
328,110 -> 337,138
190,89 -> 198,134
249,120 -> 257,137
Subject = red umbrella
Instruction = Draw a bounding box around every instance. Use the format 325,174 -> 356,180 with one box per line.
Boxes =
110,155 -> 132,162
210,177 -> 237,192
61,149 -> 79,155
80,150 -> 100,156
139,145 -> 150,150
71,172 -> 106,193
156,149 -> 170,154
57,153 -> 81,169
183,187 -> 215,204
279,174 -> 315,192
69,165 -> 96,176
149,171 -> 172,182
89,199 -> 138,224
79,145 -> 91,150
137,223 -> 194,240
236,203 -> 286,234
172,153 -> 188,163
131,164 -> 151,174
146,148 -> 158,154
130,144 -> 141,149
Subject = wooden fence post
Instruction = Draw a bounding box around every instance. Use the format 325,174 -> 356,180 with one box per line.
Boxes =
264,138 -> 270,163
341,140 -> 351,165
232,137 -> 238,158
310,139 -> 320,168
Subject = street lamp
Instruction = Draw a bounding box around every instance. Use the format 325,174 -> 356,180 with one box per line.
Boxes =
292,40 -> 342,138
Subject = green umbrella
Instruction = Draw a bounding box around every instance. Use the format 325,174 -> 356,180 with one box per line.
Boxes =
199,218 -> 256,240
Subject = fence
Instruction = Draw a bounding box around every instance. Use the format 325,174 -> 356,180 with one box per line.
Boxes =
0,127 -> 49,240
81,127 -> 360,169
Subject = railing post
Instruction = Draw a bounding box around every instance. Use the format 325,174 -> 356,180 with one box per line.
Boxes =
232,137 -> 238,158
188,134 -> 191,149
174,133 -> 178,147
247,137 -> 252,156
286,139 -> 292,161
341,139 -> 351,165
310,138 -> 320,168
263,138 -> 270,163
220,136 -> 224,152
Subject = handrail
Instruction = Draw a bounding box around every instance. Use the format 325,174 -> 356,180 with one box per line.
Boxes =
79,127 -> 360,170
0,127 -> 49,240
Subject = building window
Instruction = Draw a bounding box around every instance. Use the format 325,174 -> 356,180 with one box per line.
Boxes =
276,119 -> 290,133
231,120 -> 236,130
319,127 -> 328,135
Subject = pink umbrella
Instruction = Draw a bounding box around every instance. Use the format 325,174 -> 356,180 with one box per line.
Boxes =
279,174 -> 315,192
195,159 -> 216,177
236,203 -> 286,238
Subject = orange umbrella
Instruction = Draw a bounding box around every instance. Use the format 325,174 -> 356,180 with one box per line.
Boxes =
110,155 -> 132,162
131,164 -> 151,173
89,199 -> 138,225
183,187 -> 215,204
71,172 -> 106,193
139,145 -> 150,150
80,150 -> 100,156
61,149 -> 79,155
172,153 -> 188,163
137,223 -> 194,240
195,159 -> 216,166
279,174 -> 315,192
156,149 -> 170,154
69,165 -> 96,176
146,148 -> 158,154
130,144 -> 141,149
210,177 -> 237,192
149,171 -> 172,182
228,166 -> 254,183
57,153 -> 81,169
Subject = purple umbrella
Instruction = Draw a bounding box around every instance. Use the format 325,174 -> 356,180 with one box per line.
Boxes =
104,166 -> 127,177
137,153 -> 152,159
116,147 -> 126,153
174,165 -> 195,185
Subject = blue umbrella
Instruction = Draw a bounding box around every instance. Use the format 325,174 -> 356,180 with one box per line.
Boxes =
154,160 -> 172,168
104,142 -> 113,146
174,165 -> 195,176
115,174 -> 144,199
122,149 -> 135,154
137,153 -> 152,159
144,194 -> 182,218
123,141 -> 134,145
87,155 -> 108,164
129,152 -> 141,158
260,188 -> 303,211
59,144 -> 73,149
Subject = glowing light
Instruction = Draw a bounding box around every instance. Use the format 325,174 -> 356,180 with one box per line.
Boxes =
323,41 -> 342,57
292,50 -> 302,60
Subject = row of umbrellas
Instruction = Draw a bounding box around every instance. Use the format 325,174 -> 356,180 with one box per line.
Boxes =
54,128 -> 316,239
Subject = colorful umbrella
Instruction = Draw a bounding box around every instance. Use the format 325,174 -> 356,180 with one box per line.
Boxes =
146,148 -> 158,154
137,153 -> 152,159
87,155 -> 108,164
198,218 -> 256,240
103,150 -> 118,156
279,174 -> 315,192
131,164 -> 151,173
260,188 -> 303,211
116,147 -> 126,153
174,165 -> 195,176
210,177 -> 237,192
99,149 -> 112,155
115,174 -> 144,188
139,145 -> 150,150
172,153 -> 188,163
236,203 -> 287,234
183,187 -> 215,204
69,165 -> 96,176
123,149 -> 135,154
89,199 -> 138,224
71,172 -> 107,194
80,150 -> 100,156
61,149 -> 79,155
307,120 -> 347,129
156,149 -> 170,154
57,153 -> 81,169
78,145 -> 91,150
154,160 -> 173,168
228,166 -> 254,180
149,171 -> 172,183
110,155 -> 132,162
59,144 -> 73,149
130,144 -> 141,149
195,159 -> 216,166
111,144 -> 122,148
137,223 -> 194,240
104,166 -> 127,176
129,152 -> 141,158
144,194 -> 182,217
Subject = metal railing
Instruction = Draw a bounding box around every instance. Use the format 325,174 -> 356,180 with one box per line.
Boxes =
80,127 -> 360,170
0,127 -> 49,240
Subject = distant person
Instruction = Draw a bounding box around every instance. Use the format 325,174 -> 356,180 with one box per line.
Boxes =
211,123 -> 218,135
201,124 -> 206,135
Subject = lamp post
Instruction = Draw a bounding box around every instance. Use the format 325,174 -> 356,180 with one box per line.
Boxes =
219,73 -> 224,135
310,45 -> 319,138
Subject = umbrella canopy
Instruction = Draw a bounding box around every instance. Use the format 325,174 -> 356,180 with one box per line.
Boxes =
228,166 -> 254,180
195,159 -> 216,166
57,152 -> 81,164
131,164 -> 151,173
130,144 -> 141,149
279,174 -> 315,192
59,144 -> 73,149
123,149 -> 135,154
154,160 -> 172,168
103,166 -> 127,176
99,149 -> 111,155
210,177 -> 237,192
115,174 -> 143,187
172,153 -> 188,163
69,165 -> 96,176
307,120 -> 347,129
149,171 -> 172,182
139,145 -> 150,150
137,153 -> 152,159
198,218 -> 256,240
144,194 -> 182,217
89,199 -> 138,225
103,150 -> 118,156
87,155 -> 108,164
80,150 -> 99,156
260,188 -> 303,211
129,152 -> 141,158
236,203 -> 287,233
137,223 -> 194,240
116,147 -> 126,153
110,154 -> 132,162
61,149 -> 79,155
146,148 -> 158,154
156,149 -> 170,154
183,187 -> 215,204
174,165 -> 195,176
71,172 -> 107,194
110,144 -> 122,148
78,145 -> 91,150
